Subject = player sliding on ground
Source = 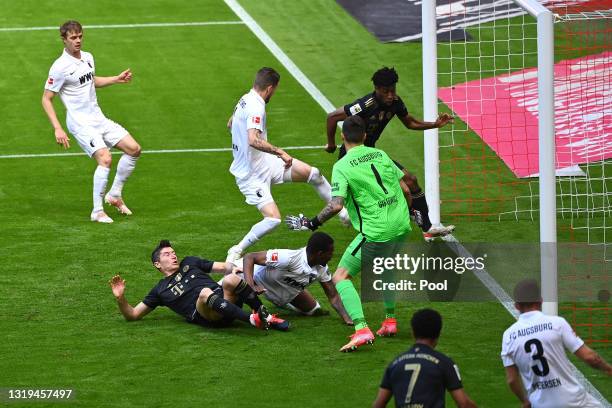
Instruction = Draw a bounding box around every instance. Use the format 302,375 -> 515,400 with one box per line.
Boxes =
231,232 -> 352,324
501,279 -> 612,408
286,116 -> 411,352
225,67 -> 350,263
109,240 -> 288,331
326,67 -> 454,241
42,20 -> 141,223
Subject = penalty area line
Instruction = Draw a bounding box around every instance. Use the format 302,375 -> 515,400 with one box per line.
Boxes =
0,145 -> 324,160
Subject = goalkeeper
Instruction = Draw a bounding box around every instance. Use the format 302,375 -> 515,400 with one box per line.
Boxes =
286,115 -> 411,352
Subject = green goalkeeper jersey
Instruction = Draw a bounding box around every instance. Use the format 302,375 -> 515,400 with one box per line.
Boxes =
331,145 -> 411,242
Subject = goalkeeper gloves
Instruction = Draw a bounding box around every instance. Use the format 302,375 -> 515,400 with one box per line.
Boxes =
285,214 -> 322,231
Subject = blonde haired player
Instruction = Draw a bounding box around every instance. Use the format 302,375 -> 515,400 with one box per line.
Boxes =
42,20 -> 141,223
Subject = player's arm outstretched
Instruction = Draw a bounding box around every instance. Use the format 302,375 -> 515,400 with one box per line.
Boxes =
247,128 -> 292,168
286,196 -> 345,231
41,90 -> 71,149
241,252 -> 268,294
398,112 -> 453,131
325,107 -> 348,153
94,68 -> 132,88
574,344 -> 612,375
109,275 -> 152,321
319,281 -> 352,325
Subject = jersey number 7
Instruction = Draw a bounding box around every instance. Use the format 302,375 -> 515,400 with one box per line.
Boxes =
403,363 -> 422,404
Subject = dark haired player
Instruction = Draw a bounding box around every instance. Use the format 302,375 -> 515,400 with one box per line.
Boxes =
373,309 -> 478,408
501,280 -> 611,408
287,116 -> 412,351
109,240 -> 288,331
225,67 -> 350,264
233,232 -> 352,324
326,67 -> 454,241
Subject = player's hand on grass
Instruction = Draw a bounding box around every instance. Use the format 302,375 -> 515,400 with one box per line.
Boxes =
285,214 -> 318,231
279,151 -> 293,169
344,318 -> 354,326
109,275 -> 126,298
435,113 -> 454,128
253,284 -> 267,295
116,68 -> 132,83
325,143 -> 337,153
55,128 -> 70,149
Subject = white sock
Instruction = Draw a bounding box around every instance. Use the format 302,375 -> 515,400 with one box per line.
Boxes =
307,167 -> 332,202
93,166 -> 110,212
237,217 -> 281,251
109,154 -> 138,197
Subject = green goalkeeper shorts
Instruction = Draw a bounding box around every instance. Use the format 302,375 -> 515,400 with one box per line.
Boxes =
338,232 -> 410,278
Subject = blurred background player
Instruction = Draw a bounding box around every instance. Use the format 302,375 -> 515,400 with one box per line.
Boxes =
42,20 -> 141,223
373,309 -> 477,408
225,67 -> 350,263
325,66 -> 454,241
233,231 -> 352,324
109,240 -> 288,331
286,116 -> 411,352
501,280 -> 611,408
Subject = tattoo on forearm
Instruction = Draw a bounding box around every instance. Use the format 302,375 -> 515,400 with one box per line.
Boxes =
318,197 -> 344,223
251,135 -> 281,155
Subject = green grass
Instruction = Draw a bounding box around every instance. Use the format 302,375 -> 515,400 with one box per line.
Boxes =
0,1 -> 609,407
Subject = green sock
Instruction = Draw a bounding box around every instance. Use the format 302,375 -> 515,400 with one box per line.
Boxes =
384,308 -> 396,320
336,280 -> 367,330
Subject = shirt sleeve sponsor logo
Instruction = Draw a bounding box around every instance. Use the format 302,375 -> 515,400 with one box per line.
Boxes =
271,252 -> 278,262
349,104 -> 362,115
47,77 -> 54,85
252,116 -> 261,124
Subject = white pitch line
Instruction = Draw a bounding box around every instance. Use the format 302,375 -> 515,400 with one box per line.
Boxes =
224,1 -> 610,404
0,145 -> 324,160
0,21 -> 244,32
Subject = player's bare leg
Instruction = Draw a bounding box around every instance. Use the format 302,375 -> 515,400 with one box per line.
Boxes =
226,202 -> 281,263
401,169 -> 455,241
289,158 -> 351,226
105,134 -> 141,216
287,290 -> 328,316
91,148 -> 113,223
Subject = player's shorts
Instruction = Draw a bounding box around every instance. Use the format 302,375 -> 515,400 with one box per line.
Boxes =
253,265 -> 300,307
188,285 -> 237,328
338,233 -> 410,278
235,156 -> 291,209
69,118 -> 129,157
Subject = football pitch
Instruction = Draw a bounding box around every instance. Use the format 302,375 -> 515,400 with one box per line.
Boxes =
0,1 -> 609,407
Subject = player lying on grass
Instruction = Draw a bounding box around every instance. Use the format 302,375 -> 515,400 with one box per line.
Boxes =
373,308 -> 478,408
225,67 -> 350,264
230,232 -> 352,324
286,116 -> 412,352
109,240 -> 288,331
501,279 -> 612,408
326,67 -> 454,241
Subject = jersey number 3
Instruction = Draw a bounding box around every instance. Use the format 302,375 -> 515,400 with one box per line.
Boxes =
525,338 -> 550,376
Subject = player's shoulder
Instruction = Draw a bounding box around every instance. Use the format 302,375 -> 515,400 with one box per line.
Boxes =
80,50 -> 94,62
49,52 -> 72,72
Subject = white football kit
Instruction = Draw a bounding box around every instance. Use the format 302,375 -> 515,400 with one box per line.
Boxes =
235,248 -> 331,306
229,89 -> 289,209
45,49 -> 127,157
501,310 -> 602,408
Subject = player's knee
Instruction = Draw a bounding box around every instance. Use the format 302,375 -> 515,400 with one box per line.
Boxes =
307,167 -> 323,185
332,268 -> 350,284
130,143 -> 142,157
198,288 -> 214,303
96,151 -> 112,167
264,217 -> 281,230
222,273 -> 241,288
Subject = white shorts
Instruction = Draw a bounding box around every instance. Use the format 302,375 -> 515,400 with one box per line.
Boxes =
235,156 -> 291,209
70,118 -> 129,157
219,266 -> 298,307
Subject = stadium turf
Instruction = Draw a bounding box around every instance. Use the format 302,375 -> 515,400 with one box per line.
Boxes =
0,0 -> 608,407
